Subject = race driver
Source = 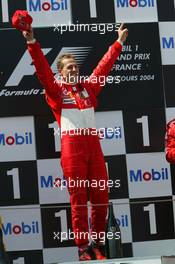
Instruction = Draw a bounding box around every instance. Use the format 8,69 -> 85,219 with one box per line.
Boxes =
22,23 -> 128,261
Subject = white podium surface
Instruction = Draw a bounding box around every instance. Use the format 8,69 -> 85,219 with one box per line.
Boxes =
59,256 -> 162,264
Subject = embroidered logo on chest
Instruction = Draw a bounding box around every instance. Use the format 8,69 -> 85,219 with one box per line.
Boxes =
62,89 -> 76,104
79,88 -> 89,99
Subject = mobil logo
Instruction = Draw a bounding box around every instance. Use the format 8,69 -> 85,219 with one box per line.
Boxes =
106,126 -> 122,139
116,214 -> 129,228
162,37 -> 175,49
40,175 -> 66,188
0,132 -> 32,146
2,221 -> 39,235
29,0 -> 68,12
130,168 -> 168,182
116,0 -> 155,7
99,127 -> 122,139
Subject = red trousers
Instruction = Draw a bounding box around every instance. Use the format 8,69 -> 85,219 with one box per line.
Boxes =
61,134 -> 109,246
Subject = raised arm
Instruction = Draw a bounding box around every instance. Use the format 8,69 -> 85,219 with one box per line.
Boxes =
23,28 -> 60,99
89,24 -> 128,96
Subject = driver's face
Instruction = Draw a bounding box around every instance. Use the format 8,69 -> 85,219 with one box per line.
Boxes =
60,58 -> 79,84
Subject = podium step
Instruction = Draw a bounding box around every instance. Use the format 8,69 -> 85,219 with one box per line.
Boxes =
57,256 -> 162,264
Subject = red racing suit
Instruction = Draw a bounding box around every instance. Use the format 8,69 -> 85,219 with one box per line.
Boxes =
28,40 -> 122,246
165,119 -> 175,163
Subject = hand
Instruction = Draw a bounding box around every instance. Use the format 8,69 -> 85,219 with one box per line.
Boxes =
22,27 -> 34,42
117,23 -> 128,43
